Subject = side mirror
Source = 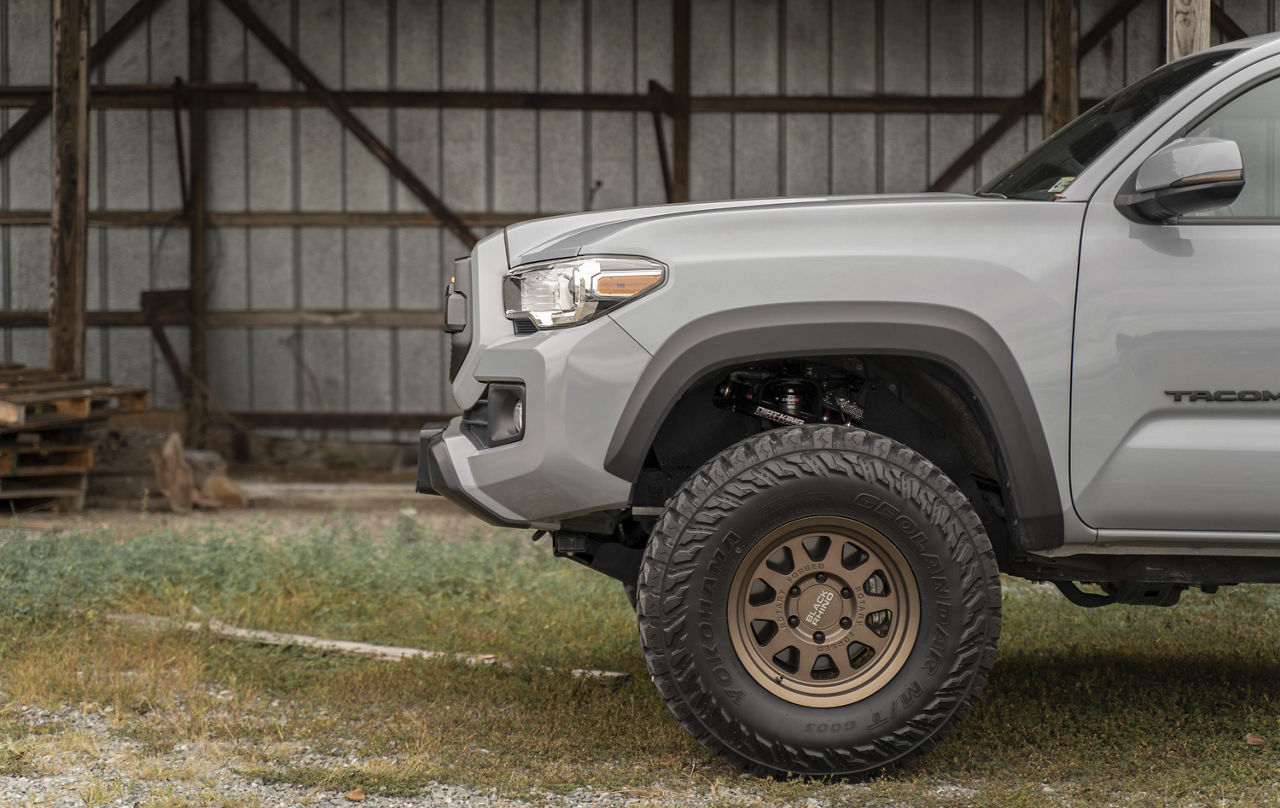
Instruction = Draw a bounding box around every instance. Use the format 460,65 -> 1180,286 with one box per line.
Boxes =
1115,137 -> 1244,223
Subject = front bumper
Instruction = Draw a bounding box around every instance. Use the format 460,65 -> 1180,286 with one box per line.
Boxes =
417,313 -> 652,529
417,426 -> 542,529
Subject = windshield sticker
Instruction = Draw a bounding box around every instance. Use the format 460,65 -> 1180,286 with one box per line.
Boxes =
1047,176 -> 1076,194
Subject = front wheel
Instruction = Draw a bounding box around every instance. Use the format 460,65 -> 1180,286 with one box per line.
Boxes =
636,425 -> 1001,778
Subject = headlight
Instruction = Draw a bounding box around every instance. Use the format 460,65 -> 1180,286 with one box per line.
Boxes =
503,256 -> 666,329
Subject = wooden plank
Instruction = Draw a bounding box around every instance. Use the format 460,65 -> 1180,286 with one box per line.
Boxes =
0,446 -> 93,475
92,386 -> 149,412
0,369 -> 66,383
1044,0 -> 1079,136
0,210 -> 545,228
1,464 -> 90,479
672,0 -> 691,203
1168,0 -> 1211,60
0,486 -> 86,500
0,378 -> 110,394
50,0 -> 90,377
229,411 -> 454,431
0,84 -> 1116,116
189,0 -> 211,446
218,0 -> 478,249
0,309 -> 449,329
883,0 -> 929,193
0,391 -> 93,426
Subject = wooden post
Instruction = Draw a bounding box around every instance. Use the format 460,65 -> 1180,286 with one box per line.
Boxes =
671,0 -> 690,203
1168,0 -> 1210,61
49,0 -> 89,377
1043,0 -> 1079,137
188,0 -> 210,445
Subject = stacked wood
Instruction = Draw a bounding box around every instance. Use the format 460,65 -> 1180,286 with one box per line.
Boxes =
0,363 -> 148,512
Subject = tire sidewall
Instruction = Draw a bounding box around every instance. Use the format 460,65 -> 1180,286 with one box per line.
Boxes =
645,430 -> 989,774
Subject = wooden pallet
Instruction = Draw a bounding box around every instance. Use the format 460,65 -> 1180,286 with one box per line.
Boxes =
0,443 -> 93,475
90,386 -> 149,413
0,384 -> 148,427
0,389 -> 94,426
0,485 -> 86,513
0,365 -> 150,511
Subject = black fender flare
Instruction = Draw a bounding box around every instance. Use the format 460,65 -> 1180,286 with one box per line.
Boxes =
605,301 -> 1063,550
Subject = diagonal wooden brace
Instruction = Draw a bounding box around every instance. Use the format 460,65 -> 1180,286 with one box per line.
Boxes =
0,0 -> 168,161
217,0 -> 478,249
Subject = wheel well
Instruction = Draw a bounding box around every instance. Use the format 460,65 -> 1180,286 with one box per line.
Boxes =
630,355 -> 1016,569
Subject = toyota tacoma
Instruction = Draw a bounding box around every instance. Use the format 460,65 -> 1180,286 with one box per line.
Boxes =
419,34 -> 1280,778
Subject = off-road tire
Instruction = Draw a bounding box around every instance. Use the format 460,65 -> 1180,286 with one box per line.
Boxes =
636,425 -> 1001,778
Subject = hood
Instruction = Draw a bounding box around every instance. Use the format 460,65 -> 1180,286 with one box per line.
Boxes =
503,193 -> 981,266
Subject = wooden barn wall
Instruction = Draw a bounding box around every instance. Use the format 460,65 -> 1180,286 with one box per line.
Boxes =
0,0 -> 1276,438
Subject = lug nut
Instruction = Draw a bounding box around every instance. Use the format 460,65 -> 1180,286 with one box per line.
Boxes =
815,573 -> 827,583
789,586 -> 801,597
841,587 -> 853,598
813,631 -> 826,644
840,617 -> 852,629
788,615 -> 799,628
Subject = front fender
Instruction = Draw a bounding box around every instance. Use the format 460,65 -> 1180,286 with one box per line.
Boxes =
605,302 -> 1063,551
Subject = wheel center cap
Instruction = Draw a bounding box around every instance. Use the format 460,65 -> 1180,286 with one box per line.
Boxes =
796,584 -> 840,632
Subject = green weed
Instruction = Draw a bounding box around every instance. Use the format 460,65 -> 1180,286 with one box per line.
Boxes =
0,516 -> 1276,807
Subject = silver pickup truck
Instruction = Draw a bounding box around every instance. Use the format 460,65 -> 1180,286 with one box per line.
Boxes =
420,33 -> 1280,778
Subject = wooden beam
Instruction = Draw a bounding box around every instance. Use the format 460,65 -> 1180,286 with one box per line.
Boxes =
207,210 -> 537,228
188,0 -> 210,446
671,0 -> 691,203
1168,0 -> 1211,61
49,0 -> 90,377
0,309 -> 446,329
647,82 -> 676,203
0,84 -> 1111,116
228,411 -> 454,431
1043,0 -> 1079,137
928,0 -> 1144,191
691,95 -> 1028,114
0,0 -> 166,160
1210,5 -> 1248,40
0,210 -> 545,228
141,291 -> 191,406
217,0 -> 477,249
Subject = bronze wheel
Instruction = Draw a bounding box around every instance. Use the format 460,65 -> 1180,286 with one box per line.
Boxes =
727,516 -> 920,707
637,425 -> 1001,779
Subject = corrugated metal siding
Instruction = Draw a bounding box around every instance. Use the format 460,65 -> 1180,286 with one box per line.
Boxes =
1,0 -> 1276,435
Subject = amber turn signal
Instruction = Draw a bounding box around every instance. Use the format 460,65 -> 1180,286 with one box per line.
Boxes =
592,271 -> 664,298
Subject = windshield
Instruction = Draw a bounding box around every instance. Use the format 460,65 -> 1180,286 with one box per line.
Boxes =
980,49 -> 1243,200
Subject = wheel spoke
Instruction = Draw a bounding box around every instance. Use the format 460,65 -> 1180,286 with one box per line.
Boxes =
850,624 -> 888,652
759,632 -> 792,658
744,601 -> 779,622
794,643 -> 821,677
755,567 -> 791,593
782,536 -> 808,565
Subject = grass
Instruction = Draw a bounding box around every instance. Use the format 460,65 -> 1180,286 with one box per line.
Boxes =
0,513 -> 1276,807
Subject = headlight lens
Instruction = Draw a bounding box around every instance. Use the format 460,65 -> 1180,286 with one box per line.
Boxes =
504,256 -> 666,329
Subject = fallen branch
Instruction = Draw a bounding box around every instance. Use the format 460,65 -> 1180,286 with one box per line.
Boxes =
107,613 -> 628,684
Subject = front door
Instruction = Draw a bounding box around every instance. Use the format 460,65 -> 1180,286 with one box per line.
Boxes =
1072,73 -> 1280,532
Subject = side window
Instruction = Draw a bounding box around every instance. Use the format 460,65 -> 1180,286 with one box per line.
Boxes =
1186,76 -> 1280,218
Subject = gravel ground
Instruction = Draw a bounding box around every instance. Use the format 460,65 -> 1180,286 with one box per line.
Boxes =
2,706 -> 825,808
